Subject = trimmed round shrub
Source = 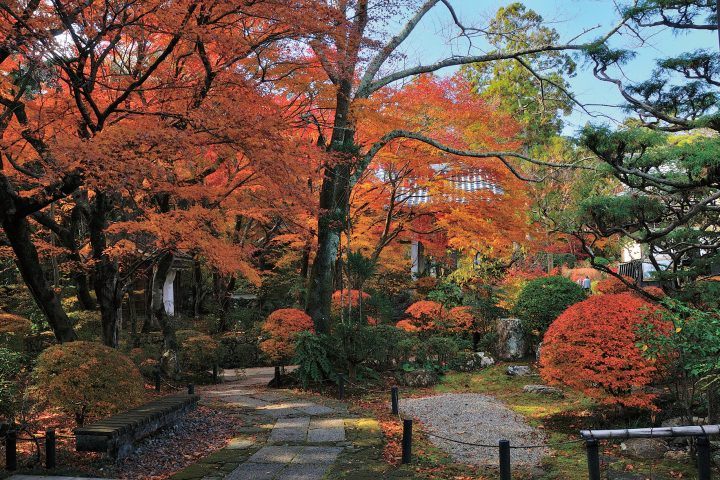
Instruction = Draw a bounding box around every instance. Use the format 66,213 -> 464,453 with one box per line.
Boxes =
68,310 -> 102,341
540,293 -> 669,409
0,312 -> 32,351
217,331 -> 263,368
33,341 -> 146,426
396,301 -> 448,333
259,308 -> 314,365
181,334 -> 224,375
513,276 -> 586,340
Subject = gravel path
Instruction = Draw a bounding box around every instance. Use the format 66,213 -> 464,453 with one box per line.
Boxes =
400,393 -> 548,466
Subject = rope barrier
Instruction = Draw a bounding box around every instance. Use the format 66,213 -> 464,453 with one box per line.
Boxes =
422,430 -> 584,449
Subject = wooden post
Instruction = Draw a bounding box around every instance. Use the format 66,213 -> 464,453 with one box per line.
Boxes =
402,419 -> 412,464
212,364 -> 219,384
586,439 -> 600,480
5,430 -> 16,471
391,386 -> 399,415
45,429 -> 56,469
499,439 -> 511,480
338,373 -> 345,400
697,436 -> 711,480
187,383 -> 195,395
154,370 -> 161,392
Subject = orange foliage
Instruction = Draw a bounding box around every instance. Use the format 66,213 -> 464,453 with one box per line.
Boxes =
397,300 -> 448,332
331,290 -> 371,309
594,275 -> 635,294
349,74 -> 531,267
259,309 -> 314,364
540,293 -> 669,409
0,312 -> 32,336
448,306 -> 476,332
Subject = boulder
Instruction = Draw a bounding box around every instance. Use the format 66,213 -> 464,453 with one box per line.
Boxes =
396,369 -> 439,388
663,449 -> 690,462
523,384 -> 564,398
620,438 -> 668,460
476,352 -> 495,368
496,318 -> 527,360
452,351 -> 495,372
507,365 -> 532,376
660,416 -> 706,428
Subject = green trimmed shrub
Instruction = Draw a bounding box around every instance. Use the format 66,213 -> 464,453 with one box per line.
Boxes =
33,341 -> 145,426
217,331 -> 263,368
68,310 -> 102,341
181,334 -> 224,375
0,313 -> 32,351
514,276 -> 586,342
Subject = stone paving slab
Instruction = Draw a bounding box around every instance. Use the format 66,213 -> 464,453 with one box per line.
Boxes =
225,446 -> 342,480
225,461 -> 285,480
307,418 -> 345,443
298,404 -> 335,416
246,445 -> 305,463
270,417 -> 310,442
275,463 -> 329,480
8,477 -> 113,480
291,446 -> 342,464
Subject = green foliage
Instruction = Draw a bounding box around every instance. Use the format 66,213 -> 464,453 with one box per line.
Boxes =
637,299 -> 720,420
68,310 -> 102,341
0,348 -> 24,419
674,281 -> 720,310
217,331 -> 263,369
0,313 -> 32,352
33,341 -> 146,426
293,332 -> 336,388
514,276 -> 586,340
362,325 -> 413,370
461,2 -> 575,144
426,279 -> 463,308
344,250 -> 376,287
181,334 -> 224,375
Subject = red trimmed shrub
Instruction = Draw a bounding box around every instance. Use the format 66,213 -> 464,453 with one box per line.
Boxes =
260,308 -> 314,364
540,293 -> 669,409
396,300 -> 447,332
594,275 -> 634,294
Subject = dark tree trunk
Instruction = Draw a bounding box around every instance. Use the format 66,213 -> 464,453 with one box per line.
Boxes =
88,192 -> 122,347
152,253 -> 179,376
72,264 -> 96,311
305,78 -> 355,334
2,216 -> 77,342
192,259 -> 202,317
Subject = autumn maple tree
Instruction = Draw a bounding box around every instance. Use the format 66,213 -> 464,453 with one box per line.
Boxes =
293,0 -> 625,331
0,0 -> 329,349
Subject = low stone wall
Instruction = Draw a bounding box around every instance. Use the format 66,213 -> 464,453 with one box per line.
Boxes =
76,393 -> 199,460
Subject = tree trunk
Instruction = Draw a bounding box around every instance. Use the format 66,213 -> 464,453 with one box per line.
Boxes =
88,192 -> 122,347
152,253 -> 179,376
708,382 -> 720,424
72,265 -> 96,311
2,216 -> 77,342
192,259 -> 203,317
305,78 -> 355,333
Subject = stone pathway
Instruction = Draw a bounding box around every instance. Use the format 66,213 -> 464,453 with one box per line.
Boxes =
171,367 -> 357,480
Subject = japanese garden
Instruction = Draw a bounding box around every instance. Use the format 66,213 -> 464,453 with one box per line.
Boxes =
0,0 -> 719,479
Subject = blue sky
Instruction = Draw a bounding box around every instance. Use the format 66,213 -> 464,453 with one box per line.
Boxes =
394,0 -> 714,136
